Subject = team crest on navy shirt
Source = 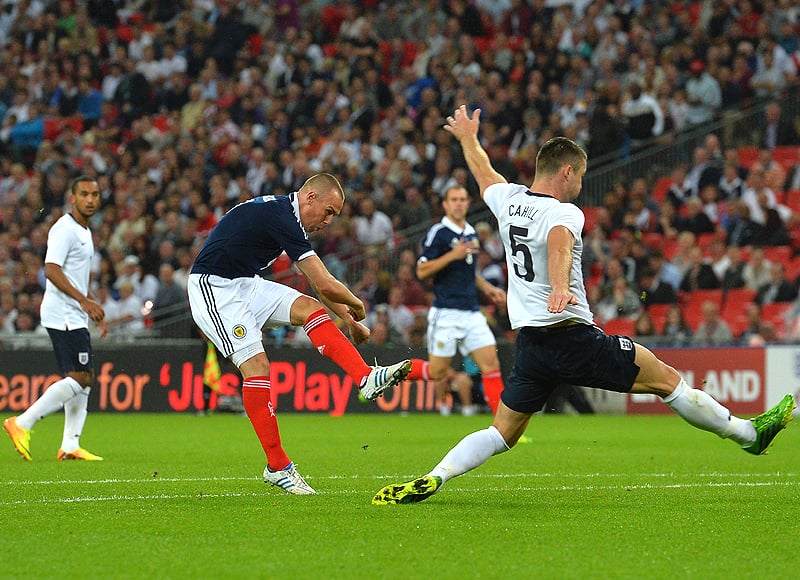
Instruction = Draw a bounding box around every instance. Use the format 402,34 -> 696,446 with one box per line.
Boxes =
232,324 -> 247,339
78,352 -> 89,365
618,337 -> 633,351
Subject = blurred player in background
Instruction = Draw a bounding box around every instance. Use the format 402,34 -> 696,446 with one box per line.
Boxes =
4,176 -> 107,461
405,185 -> 507,415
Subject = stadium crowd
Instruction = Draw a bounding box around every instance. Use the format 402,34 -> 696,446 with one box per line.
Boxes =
1,0 -> 800,347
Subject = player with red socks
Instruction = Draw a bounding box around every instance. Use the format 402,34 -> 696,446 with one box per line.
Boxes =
188,173 -> 410,495
403,186 -> 507,416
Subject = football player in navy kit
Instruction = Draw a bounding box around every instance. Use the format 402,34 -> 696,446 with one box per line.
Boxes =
404,185 -> 506,415
373,106 -> 794,505
188,173 -> 410,494
4,176 -> 107,461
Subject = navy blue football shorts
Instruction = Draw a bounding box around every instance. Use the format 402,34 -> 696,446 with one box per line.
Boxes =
46,327 -> 94,375
501,324 -> 640,414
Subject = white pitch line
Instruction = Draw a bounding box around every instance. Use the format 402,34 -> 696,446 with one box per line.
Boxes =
0,479 -> 798,506
0,472 -> 797,486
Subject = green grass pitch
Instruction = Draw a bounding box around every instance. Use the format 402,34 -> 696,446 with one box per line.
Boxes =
1,412 -> 798,579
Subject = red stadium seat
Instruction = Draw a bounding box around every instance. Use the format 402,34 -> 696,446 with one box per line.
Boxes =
762,245 -> 792,265
602,317 -> 636,336
738,146 -> 759,168
582,206 -> 602,234
772,146 -> 800,171
651,176 -> 673,202
646,303 -> 671,333
722,288 -> 757,318
641,232 -> 664,249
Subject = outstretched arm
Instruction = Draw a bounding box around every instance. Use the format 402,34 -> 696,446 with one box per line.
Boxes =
443,105 -> 507,198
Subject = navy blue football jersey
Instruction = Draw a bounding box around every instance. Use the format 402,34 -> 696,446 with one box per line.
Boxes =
191,193 -> 315,279
419,216 -> 480,311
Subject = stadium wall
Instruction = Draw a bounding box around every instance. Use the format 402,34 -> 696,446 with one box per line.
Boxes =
0,345 -> 795,415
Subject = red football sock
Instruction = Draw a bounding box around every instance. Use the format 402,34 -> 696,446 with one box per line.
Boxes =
406,358 -> 430,381
482,370 -> 504,415
241,377 -> 291,471
304,309 -> 371,383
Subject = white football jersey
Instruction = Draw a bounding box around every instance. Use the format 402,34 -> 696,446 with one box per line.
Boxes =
40,213 -> 94,330
483,182 -> 594,329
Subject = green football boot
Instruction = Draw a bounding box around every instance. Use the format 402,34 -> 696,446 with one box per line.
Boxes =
743,394 -> 795,455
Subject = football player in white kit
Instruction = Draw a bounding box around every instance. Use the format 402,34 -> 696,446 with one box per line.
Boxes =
188,173 -> 411,494
373,105 -> 795,505
4,176 -> 107,461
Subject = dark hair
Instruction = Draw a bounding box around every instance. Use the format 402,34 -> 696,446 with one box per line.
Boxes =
70,175 -> 98,195
536,137 -> 587,176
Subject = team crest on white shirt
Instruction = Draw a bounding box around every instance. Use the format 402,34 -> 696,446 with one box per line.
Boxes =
232,324 -> 247,339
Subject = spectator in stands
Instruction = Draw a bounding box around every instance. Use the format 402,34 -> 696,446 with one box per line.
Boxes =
665,164 -> 692,209
621,81 -> 664,150
685,145 -> 723,200
633,310 -> 658,340
719,161 -> 746,201
754,262 -> 798,306
680,246 -> 721,292
707,239 -> 731,282
638,267 -> 678,308
721,246 -> 747,290
676,197 -> 715,236
150,263 -> 191,338
723,200 -> 760,247
647,248 -> 682,291
750,146 -> 787,192
743,246 -> 775,291
354,196 -> 394,253
106,280 -> 145,334
370,320 -> 397,349
741,167 -> 791,229
693,300 -> 734,345
685,58 -> 722,126
750,48 -> 787,102
384,286 -> 415,343
395,263 -> 429,307
595,276 -> 642,325
661,304 -> 693,345
738,303 -> 766,344
755,101 -> 800,149
474,221 -> 504,262
396,185 -> 432,232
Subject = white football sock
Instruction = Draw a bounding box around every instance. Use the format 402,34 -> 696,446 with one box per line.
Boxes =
61,387 -> 90,452
429,426 -> 510,484
663,379 -> 756,445
17,377 -> 83,430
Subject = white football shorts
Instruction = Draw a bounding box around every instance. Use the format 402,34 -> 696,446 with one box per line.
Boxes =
426,307 -> 496,358
188,273 -> 302,366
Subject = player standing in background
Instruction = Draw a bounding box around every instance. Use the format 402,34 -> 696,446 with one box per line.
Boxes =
373,107 -> 795,505
405,185 -> 507,415
188,173 -> 411,495
4,176 -> 107,461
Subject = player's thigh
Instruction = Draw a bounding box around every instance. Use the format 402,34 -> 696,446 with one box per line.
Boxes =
630,342 -> 681,397
459,311 -> 498,360
250,277 -> 304,327
46,327 -> 94,382
188,274 -> 262,357
426,308 -> 462,358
